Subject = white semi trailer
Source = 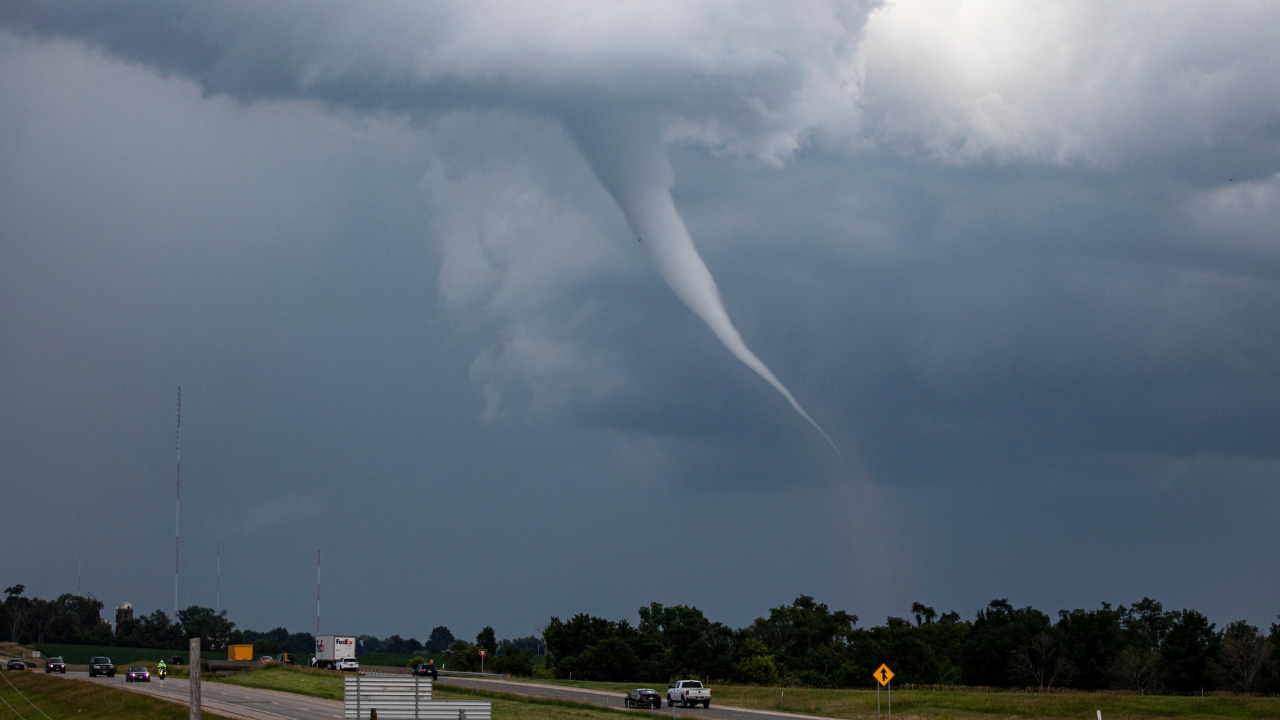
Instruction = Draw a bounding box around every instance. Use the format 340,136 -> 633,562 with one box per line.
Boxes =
312,635 -> 356,669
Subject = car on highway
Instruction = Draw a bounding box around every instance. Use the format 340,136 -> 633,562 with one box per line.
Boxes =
260,656 -> 275,663
335,657 -> 359,672
412,661 -> 438,679
44,657 -> 66,673
88,657 -> 115,677
667,680 -> 710,708
623,689 -> 662,709
125,666 -> 151,682
276,653 -> 295,664
5,658 -> 26,671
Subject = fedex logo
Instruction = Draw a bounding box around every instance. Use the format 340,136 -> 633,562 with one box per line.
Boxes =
337,638 -> 354,645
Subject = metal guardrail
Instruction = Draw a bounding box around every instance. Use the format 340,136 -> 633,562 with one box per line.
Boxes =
436,670 -> 508,679
344,675 -> 493,720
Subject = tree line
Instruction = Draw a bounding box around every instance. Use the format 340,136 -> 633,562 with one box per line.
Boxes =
7,582 -> 1276,693
542,597 -> 1279,694
0,583 -> 539,673
1,583 -> 290,654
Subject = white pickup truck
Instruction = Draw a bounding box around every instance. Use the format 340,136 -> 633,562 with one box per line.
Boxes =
667,680 -> 711,708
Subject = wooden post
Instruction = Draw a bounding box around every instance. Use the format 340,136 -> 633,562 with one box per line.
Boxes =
189,635 -> 201,720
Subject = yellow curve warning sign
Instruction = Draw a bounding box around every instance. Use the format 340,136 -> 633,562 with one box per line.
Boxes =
874,663 -> 894,686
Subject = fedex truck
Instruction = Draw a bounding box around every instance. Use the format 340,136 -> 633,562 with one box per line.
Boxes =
312,635 -> 356,669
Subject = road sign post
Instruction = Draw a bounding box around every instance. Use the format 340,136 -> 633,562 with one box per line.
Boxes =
479,648 -> 487,674
873,664 -> 894,720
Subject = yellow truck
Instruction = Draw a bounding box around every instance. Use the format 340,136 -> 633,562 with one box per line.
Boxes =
228,645 -> 254,661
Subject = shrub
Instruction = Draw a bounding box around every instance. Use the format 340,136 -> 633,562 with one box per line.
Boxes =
492,650 -> 533,677
731,655 -> 779,686
447,640 -> 481,672
407,655 -> 429,669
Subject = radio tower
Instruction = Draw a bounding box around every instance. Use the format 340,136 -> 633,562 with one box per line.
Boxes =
216,541 -> 221,613
316,550 -> 321,637
175,386 -> 181,616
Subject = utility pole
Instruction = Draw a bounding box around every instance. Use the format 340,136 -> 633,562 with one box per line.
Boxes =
175,386 -> 181,616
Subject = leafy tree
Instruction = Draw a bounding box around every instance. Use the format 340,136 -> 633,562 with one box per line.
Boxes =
406,637 -> 423,653
357,635 -> 381,653
384,635 -> 407,654
1057,605 -> 1123,690
425,626 -> 455,653
545,613 -> 618,672
730,639 -> 780,685
912,603 -> 938,626
572,637 -> 639,681
1160,610 -> 1218,693
961,599 -> 1051,687
178,606 -> 236,651
492,647 -> 534,676
448,640 -> 481,672
476,626 -> 498,655
848,617 -> 950,687
749,596 -> 857,662
1262,614 -> 1280,694
1121,598 -> 1172,651
500,636 -> 543,655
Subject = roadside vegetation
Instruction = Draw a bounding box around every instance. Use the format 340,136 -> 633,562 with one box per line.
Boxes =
539,596 -> 1280,696
211,663 -> 345,700
209,665 -> 1280,719
6,581 -> 1279,698
0,668 -> 235,720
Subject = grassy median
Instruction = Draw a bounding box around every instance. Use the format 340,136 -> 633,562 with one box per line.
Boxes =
0,668 -> 237,720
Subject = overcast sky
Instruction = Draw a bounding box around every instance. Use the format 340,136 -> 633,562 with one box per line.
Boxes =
2,1 -> 1279,642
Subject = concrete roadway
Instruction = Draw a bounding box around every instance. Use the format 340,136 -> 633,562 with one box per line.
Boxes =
436,676 -> 827,720
57,669 -> 827,720
60,670 -> 343,720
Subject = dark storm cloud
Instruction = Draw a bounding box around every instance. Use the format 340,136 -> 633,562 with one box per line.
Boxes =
3,1 -> 1280,638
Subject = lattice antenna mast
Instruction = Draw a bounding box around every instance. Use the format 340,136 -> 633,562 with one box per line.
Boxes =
216,541 -> 221,613
316,549 -> 321,637
175,386 -> 181,616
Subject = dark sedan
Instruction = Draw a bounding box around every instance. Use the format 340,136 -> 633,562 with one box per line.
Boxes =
125,665 -> 150,682
412,662 -> 439,680
624,689 -> 662,709
5,658 -> 25,671
45,657 -> 66,673
88,656 -> 115,677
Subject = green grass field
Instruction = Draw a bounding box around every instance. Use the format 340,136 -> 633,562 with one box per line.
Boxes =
210,665 -> 1280,720
0,668 -> 236,720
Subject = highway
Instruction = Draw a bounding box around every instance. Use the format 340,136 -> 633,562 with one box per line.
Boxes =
58,670 -> 828,720
62,670 -> 343,720
436,676 -> 829,720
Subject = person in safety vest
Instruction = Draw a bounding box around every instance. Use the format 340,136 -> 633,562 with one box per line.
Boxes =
157,660 -> 167,679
